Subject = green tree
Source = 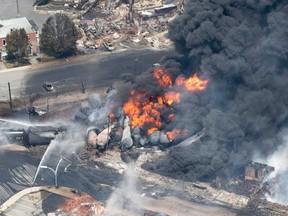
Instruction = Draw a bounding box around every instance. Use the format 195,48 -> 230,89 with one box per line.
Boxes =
6,28 -> 29,62
40,14 -> 79,58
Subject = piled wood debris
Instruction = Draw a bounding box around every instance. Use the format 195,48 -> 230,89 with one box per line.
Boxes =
76,0 -> 181,52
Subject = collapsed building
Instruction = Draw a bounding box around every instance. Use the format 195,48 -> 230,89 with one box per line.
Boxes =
245,161 -> 275,182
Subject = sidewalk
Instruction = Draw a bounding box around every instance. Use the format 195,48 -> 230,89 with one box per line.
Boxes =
0,55 -> 46,73
0,61 -> 6,70
28,56 -> 40,65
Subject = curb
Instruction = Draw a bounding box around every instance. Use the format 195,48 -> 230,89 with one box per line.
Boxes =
0,47 -> 173,74
0,65 -> 32,74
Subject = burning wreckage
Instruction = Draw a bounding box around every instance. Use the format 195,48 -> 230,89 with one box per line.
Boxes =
2,68 -> 208,151
74,82 -> 279,195
75,68 -> 210,152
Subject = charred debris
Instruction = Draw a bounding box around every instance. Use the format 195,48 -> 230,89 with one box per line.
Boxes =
73,0 -> 181,51
35,0 -> 182,51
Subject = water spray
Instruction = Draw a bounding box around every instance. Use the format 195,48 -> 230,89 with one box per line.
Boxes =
32,157 -> 63,187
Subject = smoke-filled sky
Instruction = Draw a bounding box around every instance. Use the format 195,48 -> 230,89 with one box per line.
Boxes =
132,0 -> 288,181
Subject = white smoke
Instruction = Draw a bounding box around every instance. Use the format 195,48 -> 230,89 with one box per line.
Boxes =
104,164 -> 143,215
263,130 -> 288,205
0,131 -> 8,146
84,90 -> 122,130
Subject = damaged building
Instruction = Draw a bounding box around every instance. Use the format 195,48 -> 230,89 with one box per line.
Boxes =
245,161 -> 275,182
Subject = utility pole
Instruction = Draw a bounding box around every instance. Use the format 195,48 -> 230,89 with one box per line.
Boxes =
16,0 -> 20,16
47,98 -> 50,112
81,82 -> 85,94
128,0 -> 134,24
8,82 -> 12,109
105,0 -> 108,10
106,115 -> 110,157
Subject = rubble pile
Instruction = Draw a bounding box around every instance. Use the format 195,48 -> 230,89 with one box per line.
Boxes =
238,199 -> 288,216
76,0 -> 180,52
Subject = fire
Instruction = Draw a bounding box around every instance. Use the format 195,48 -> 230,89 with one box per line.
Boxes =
166,129 -> 182,141
59,194 -> 99,215
108,112 -> 116,122
123,91 -> 163,135
176,74 -> 209,91
164,92 -> 181,105
166,129 -> 189,141
153,68 -> 172,87
168,113 -> 174,120
123,68 -> 209,140
148,127 -> 159,135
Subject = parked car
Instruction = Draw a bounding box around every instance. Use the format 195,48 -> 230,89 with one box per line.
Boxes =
103,42 -> 115,51
43,82 -> 54,91
153,63 -> 161,67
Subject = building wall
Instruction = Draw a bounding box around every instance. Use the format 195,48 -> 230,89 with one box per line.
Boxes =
0,32 -> 38,55
245,166 -> 256,181
245,164 -> 275,181
27,32 -> 39,54
255,169 -> 265,181
0,37 -> 5,48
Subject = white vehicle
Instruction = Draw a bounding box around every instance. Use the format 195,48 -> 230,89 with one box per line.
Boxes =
103,42 -> 115,51
43,82 -> 54,92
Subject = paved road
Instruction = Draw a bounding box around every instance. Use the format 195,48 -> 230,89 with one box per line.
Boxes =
0,0 -> 48,30
0,49 -> 174,100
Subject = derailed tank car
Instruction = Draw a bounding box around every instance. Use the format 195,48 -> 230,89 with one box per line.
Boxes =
1,126 -> 66,146
0,129 -> 28,145
27,126 -> 64,146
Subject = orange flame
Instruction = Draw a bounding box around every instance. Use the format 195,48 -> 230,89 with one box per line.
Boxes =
123,71 -> 209,139
123,91 -> 163,135
168,113 -> 174,120
108,112 -> 116,122
59,194 -> 96,215
164,92 -> 181,105
157,96 -> 163,104
153,68 -> 172,87
166,129 -> 182,141
148,127 -> 159,135
176,74 -> 209,91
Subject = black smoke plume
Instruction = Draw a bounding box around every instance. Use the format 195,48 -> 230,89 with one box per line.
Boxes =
121,0 -> 288,181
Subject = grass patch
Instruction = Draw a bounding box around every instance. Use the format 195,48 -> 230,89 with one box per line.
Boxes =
36,54 -> 56,63
3,59 -> 31,69
0,101 -> 11,116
